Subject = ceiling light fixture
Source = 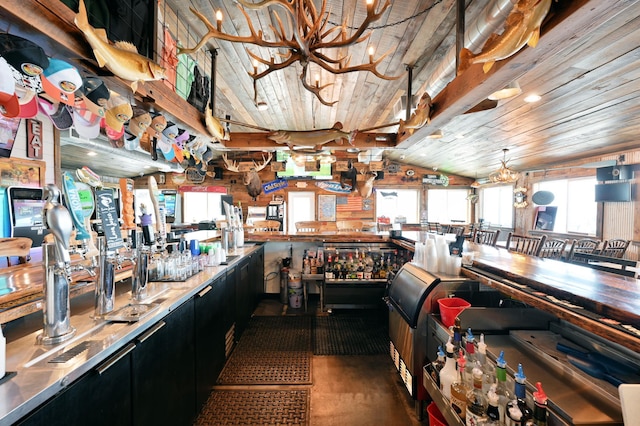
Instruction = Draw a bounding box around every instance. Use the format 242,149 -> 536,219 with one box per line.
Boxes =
488,81 -> 522,100
256,101 -> 268,111
524,94 -> 542,103
489,149 -> 520,183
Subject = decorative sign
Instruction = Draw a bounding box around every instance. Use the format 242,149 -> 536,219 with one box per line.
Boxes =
363,198 -> 373,211
62,172 -> 91,240
304,160 -> 319,171
317,194 -> 336,221
295,181 -> 308,188
369,161 -> 384,171
336,196 -> 362,212
95,189 -> 124,250
26,119 -> 43,159
422,174 -> 449,185
315,181 -> 352,193
0,158 -> 44,187
237,162 -> 255,172
270,162 -> 286,172
262,178 -> 288,194
335,161 -> 350,172
178,185 -> 227,193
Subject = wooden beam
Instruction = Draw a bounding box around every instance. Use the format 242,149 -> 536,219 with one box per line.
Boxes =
221,132 -> 397,151
397,0 -> 636,149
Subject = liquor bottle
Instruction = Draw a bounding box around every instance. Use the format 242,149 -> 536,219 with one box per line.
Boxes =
439,337 -> 457,400
466,363 -> 488,426
486,384 -> 501,424
379,256 -> 387,279
533,382 -> 548,426
325,254 -> 334,279
425,345 -> 446,388
477,333 -> 496,395
453,317 -> 463,355
464,328 -> 477,387
506,364 -> 532,426
451,350 -> 468,421
495,351 -> 513,422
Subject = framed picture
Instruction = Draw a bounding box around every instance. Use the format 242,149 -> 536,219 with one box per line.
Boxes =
0,116 -> 21,158
0,158 -> 45,188
317,194 -> 336,221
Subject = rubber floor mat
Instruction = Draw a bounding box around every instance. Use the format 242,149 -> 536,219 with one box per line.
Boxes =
194,389 -> 309,426
313,311 -> 389,355
217,316 -> 312,385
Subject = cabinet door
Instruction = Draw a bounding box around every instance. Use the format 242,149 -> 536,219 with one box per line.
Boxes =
194,275 -> 226,411
131,299 -> 195,426
17,343 -> 134,426
251,246 -> 265,309
235,258 -> 251,338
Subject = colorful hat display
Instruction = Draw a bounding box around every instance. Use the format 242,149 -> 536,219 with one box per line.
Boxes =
41,58 -> 83,106
15,86 -> 39,119
127,110 -> 152,138
72,105 -> 101,139
0,33 -> 49,78
123,131 -> 140,151
104,91 -> 133,132
0,57 -> 20,117
77,76 -> 110,118
145,113 -> 167,138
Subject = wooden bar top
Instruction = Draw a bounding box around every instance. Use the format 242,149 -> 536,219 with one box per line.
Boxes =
245,231 -> 391,243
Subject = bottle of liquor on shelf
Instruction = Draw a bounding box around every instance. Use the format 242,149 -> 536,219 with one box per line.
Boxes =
439,337 -> 458,400
495,351 -> 513,422
533,382 -> 548,426
464,328 -> 477,387
505,364 -> 532,426
425,345 -> 446,388
486,384 -> 501,425
477,333 -> 496,395
466,362 -> 488,426
325,253 -> 334,279
451,350 -> 468,421
453,317 -> 463,355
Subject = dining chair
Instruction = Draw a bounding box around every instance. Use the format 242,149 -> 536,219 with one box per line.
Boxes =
447,225 -> 466,237
427,222 -> 442,233
505,233 -> 547,256
471,229 -> 500,246
295,221 -> 321,233
566,238 -> 601,262
600,239 -> 630,259
252,220 -> 281,232
336,220 -> 363,232
538,238 -> 568,260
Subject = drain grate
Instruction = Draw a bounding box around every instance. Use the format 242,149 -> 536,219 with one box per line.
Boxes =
194,390 -> 309,426
49,340 -> 97,363
313,311 -> 389,355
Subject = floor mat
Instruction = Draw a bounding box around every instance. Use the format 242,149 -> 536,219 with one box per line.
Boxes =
313,311 -> 389,355
194,389 -> 310,426
217,316 -> 312,385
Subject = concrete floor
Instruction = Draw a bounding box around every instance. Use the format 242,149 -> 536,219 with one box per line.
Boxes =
252,297 -> 429,426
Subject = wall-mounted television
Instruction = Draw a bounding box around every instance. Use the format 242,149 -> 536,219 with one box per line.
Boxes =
161,190 -> 177,223
275,151 -> 333,180
595,182 -> 632,202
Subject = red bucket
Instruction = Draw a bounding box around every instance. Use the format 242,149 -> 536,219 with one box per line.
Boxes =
427,402 -> 448,426
437,297 -> 471,327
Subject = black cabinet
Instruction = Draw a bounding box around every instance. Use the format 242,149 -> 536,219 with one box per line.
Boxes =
235,257 -> 252,338
194,275 -> 226,411
17,343 -> 134,426
250,245 -> 265,309
131,299 -> 196,426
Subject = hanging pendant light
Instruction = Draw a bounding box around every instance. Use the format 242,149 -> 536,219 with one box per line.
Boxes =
489,148 -> 520,183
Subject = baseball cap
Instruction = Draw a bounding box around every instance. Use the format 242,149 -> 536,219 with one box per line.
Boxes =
174,128 -> 190,146
72,104 -> 101,139
104,91 -> 132,132
0,57 -> 20,117
38,97 -> 73,130
145,113 -> 167,138
41,58 -> 83,106
123,131 -> 140,151
77,76 -> 109,118
127,110 -> 151,138
15,86 -> 38,118
156,134 -> 176,161
0,33 -> 49,77
162,122 -> 179,139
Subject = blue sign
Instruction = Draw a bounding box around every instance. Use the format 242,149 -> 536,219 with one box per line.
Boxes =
315,181 -> 352,193
263,179 -> 288,194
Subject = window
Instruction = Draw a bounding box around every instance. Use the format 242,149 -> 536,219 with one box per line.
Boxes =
533,178 -> 597,235
376,189 -> 420,224
426,188 -> 469,223
181,192 -> 224,223
479,185 -> 514,228
288,192 -> 315,233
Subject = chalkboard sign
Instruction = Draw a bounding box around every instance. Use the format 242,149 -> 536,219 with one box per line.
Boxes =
95,189 -> 124,250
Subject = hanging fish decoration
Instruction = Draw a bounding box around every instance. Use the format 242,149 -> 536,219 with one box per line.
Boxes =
398,92 -> 432,138
268,122 -> 357,150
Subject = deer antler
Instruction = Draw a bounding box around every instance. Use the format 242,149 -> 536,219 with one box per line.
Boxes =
252,152 -> 273,172
221,153 -> 240,172
179,0 -> 401,105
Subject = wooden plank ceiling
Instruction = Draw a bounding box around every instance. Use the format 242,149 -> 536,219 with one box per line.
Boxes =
12,0 -> 639,179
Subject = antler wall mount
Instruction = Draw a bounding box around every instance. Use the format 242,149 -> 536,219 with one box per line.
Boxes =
179,0 -> 401,106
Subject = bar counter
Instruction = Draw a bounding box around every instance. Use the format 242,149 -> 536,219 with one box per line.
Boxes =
0,244 -> 260,425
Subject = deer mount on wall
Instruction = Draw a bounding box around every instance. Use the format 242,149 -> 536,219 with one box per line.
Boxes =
222,153 -> 272,199
340,160 -> 378,199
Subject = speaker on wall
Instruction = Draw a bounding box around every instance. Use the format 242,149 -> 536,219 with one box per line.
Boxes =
596,165 -> 633,181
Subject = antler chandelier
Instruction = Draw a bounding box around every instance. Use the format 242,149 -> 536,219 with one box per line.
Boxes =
179,0 -> 400,106
489,148 -> 520,183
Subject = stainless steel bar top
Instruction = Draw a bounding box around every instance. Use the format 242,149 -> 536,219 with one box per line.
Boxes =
0,244 -> 259,425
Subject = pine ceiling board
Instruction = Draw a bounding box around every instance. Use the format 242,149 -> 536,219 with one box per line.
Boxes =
401,0 -> 456,67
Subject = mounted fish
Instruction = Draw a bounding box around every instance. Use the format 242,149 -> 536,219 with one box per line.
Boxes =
205,103 -> 228,141
458,0 -> 552,74
268,122 -> 357,150
398,92 -> 432,138
75,0 -> 165,92
222,153 -> 272,200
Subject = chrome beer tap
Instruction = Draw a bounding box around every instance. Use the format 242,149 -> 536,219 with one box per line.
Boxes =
94,236 -> 117,317
130,230 -> 150,302
38,184 -> 77,344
